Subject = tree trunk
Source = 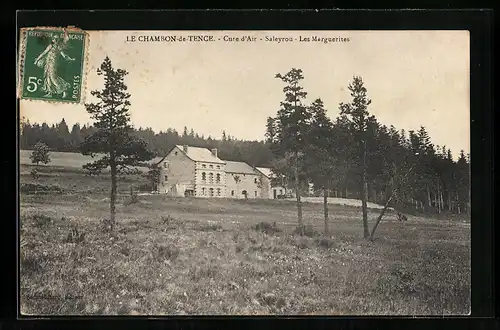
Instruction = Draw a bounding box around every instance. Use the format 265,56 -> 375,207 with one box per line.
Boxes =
427,185 -> 431,207
294,152 -> 303,230
323,183 -> 329,236
110,156 -> 117,231
436,180 -> 441,214
440,190 -> 444,212
369,193 -> 394,241
361,140 -> 369,239
467,174 -> 471,215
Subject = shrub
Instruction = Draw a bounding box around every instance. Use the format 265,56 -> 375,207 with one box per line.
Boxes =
64,226 -> 86,244
30,168 -> 39,180
100,218 -> 114,233
161,214 -> 174,226
255,291 -> 286,312
20,183 -> 62,195
197,224 -> 223,232
292,224 -> 317,237
251,221 -> 281,235
154,243 -> 180,261
315,237 -> 336,249
32,214 -> 52,228
124,187 -> 139,206
20,253 -> 44,276
286,235 -> 313,249
120,246 -> 131,256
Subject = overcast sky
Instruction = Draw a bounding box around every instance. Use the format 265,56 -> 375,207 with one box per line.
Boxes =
20,30 -> 470,159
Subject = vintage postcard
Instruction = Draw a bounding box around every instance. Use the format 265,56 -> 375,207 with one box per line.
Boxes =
18,30 -> 470,316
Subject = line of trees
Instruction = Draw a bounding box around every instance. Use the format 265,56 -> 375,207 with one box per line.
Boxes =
20,64 -> 470,235
266,68 -> 470,238
19,119 -> 275,168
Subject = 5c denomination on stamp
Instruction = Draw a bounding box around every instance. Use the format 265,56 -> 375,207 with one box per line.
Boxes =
18,27 -> 88,103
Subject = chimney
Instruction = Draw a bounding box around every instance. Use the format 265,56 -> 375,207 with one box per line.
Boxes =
211,148 -> 218,158
182,145 -> 188,153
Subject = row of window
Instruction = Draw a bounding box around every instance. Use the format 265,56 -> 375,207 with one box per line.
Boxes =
201,187 -> 222,196
163,174 -> 261,185
197,189 -> 259,197
162,162 -> 221,170
230,190 -> 258,197
201,172 -> 221,183
201,164 -> 221,169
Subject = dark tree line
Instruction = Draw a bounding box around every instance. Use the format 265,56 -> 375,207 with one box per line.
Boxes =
20,120 -> 275,168
266,68 -> 470,226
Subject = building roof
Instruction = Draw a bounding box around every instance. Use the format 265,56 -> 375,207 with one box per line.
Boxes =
224,160 -> 257,174
255,167 -> 273,178
178,145 -> 225,164
157,145 -> 225,164
149,156 -> 164,164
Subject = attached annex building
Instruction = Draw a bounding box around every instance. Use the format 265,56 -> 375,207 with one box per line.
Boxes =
155,145 -> 289,199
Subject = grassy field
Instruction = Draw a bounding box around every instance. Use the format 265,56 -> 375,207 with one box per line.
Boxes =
19,150 -> 161,171
19,165 -> 471,315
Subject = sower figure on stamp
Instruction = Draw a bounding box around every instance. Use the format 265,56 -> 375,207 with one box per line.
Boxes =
33,34 -> 75,98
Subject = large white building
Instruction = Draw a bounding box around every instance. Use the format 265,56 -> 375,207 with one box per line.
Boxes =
154,145 -> 289,199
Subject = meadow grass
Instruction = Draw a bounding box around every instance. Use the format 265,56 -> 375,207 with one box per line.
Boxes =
19,166 -> 471,315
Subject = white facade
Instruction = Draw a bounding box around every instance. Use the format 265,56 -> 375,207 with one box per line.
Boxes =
155,145 -> 288,199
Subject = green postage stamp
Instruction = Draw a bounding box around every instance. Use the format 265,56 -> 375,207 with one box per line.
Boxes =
17,27 -> 89,103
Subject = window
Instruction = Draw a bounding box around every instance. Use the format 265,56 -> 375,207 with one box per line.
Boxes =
209,164 -> 213,169
202,172 -> 206,181
254,178 -> 258,183
216,165 -> 220,169
217,188 -> 221,196
209,188 -> 214,197
216,173 -> 221,183
231,190 -> 234,196
163,162 -> 168,168
202,164 -> 206,168
202,187 -> 206,195
209,173 -> 214,183
280,189 -> 283,194
174,151 -> 178,155
164,175 -> 168,181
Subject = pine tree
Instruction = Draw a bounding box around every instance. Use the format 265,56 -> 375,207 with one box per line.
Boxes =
306,98 -> 337,235
272,68 -> 311,232
57,118 -> 70,148
80,57 -> 154,231
265,117 -> 276,143
339,76 -> 372,239
70,123 -> 83,148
